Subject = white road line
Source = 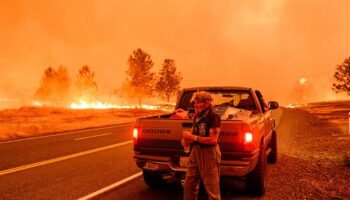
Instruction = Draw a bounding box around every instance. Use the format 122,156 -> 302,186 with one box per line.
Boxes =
0,123 -> 134,144
78,172 -> 143,200
0,140 -> 133,176
74,133 -> 112,141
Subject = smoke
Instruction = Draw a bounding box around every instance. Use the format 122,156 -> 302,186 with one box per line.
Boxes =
34,66 -> 72,107
0,82 -> 32,109
289,78 -> 314,103
1,1 -> 350,108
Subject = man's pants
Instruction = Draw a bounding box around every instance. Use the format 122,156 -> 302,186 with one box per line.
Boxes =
184,144 -> 221,200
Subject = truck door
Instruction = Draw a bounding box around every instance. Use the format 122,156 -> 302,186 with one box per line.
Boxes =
255,90 -> 274,135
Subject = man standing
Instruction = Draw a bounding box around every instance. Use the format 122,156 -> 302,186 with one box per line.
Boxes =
182,91 -> 222,200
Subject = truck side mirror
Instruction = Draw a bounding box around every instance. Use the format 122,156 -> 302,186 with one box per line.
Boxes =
268,101 -> 279,110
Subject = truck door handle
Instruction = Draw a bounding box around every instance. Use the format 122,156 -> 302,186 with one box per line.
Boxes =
182,122 -> 193,128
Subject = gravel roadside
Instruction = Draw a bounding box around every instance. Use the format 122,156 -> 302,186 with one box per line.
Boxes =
266,106 -> 350,200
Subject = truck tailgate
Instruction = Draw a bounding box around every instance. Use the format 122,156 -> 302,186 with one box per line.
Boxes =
134,118 -> 247,157
219,121 -> 245,151
134,119 -> 193,154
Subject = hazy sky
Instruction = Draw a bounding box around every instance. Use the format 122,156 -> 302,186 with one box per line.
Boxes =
1,0 -> 350,107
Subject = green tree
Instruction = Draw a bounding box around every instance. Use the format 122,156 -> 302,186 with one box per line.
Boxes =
126,48 -> 155,106
74,65 -> 98,101
155,59 -> 182,102
332,57 -> 350,95
34,65 -> 71,106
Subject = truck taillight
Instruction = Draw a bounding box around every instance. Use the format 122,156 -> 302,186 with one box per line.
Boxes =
244,132 -> 254,151
244,132 -> 253,143
133,128 -> 139,145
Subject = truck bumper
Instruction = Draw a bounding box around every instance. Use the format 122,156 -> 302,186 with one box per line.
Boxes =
134,154 -> 187,172
134,150 -> 259,177
220,159 -> 257,176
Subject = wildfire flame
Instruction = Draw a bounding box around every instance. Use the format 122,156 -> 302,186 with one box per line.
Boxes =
33,101 -> 42,107
299,78 -> 307,85
32,99 -> 175,111
70,99 -> 159,110
286,103 -> 308,108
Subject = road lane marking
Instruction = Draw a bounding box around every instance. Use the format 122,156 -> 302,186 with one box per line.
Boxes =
74,133 -> 112,141
0,123 -> 134,144
0,140 -> 133,176
78,172 -> 142,200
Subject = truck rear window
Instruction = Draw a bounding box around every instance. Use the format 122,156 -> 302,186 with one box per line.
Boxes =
177,90 -> 256,113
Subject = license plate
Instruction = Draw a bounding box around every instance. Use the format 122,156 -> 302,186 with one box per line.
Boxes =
180,157 -> 189,167
144,162 -> 158,170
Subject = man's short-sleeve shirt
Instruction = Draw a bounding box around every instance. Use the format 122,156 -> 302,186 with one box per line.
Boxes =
192,108 -> 221,138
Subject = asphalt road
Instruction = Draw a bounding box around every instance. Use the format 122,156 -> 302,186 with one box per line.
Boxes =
0,124 -> 142,200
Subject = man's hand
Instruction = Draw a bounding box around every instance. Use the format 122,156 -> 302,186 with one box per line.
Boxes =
182,130 -> 194,147
182,130 -> 195,141
181,139 -> 192,147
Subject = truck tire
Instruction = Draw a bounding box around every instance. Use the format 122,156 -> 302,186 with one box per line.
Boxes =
245,144 -> 267,195
267,131 -> 277,164
143,169 -> 166,188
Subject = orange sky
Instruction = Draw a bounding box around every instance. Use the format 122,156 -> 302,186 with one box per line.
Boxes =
1,0 -> 350,107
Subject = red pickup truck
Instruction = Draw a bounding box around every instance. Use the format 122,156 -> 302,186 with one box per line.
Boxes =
133,86 -> 279,195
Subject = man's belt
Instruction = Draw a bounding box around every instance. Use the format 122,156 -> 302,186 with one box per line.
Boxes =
193,142 -> 215,149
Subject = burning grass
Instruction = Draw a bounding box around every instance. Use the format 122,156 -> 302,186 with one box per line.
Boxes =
0,106 -> 169,141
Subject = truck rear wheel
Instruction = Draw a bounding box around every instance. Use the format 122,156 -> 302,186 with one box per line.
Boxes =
143,169 -> 166,188
245,145 -> 267,195
267,131 -> 277,164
